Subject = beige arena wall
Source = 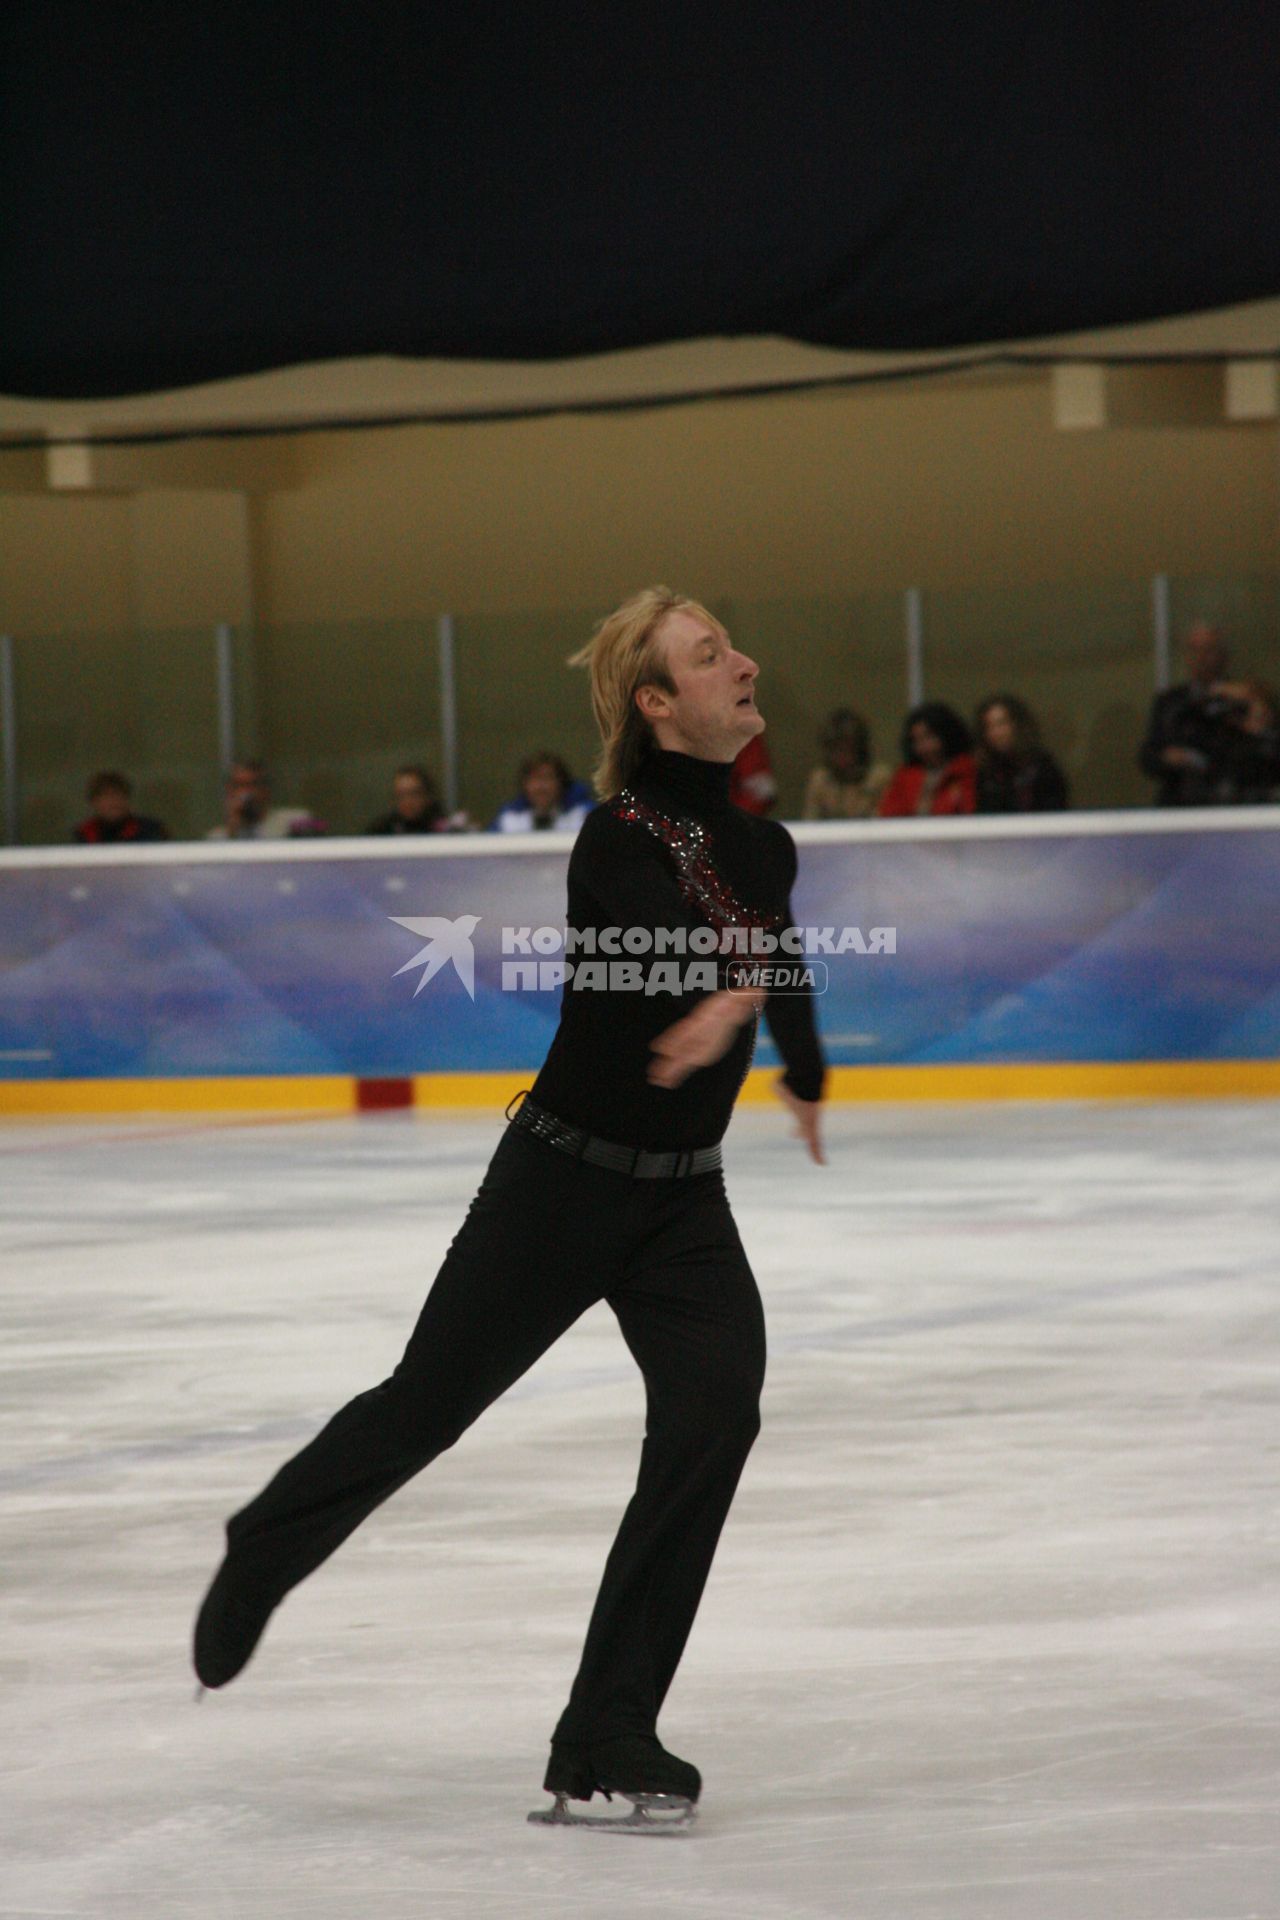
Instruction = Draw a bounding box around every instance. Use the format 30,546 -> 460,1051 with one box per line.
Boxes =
253,376 -> 1278,619
0,372 -> 1275,631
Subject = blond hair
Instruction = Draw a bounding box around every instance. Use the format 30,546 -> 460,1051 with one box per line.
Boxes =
567,586 -> 725,798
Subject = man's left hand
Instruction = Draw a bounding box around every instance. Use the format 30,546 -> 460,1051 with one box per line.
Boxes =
773,1076 -> 826,1165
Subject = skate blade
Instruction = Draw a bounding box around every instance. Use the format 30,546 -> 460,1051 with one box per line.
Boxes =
527,1791 -> 697,1836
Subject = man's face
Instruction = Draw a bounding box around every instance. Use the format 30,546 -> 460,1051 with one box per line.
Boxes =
642,609 -> 763,760
93,784 -> 130,824
394,775 -> 429,820
1185,625 -> 1226,683
227,766 -> 269,815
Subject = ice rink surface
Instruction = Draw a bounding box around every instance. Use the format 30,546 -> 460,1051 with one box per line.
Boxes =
1,1098 -> 1276,1920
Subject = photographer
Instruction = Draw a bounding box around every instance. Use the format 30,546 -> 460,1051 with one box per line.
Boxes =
1139,624 -> 1258,806
206,759 -> 326,839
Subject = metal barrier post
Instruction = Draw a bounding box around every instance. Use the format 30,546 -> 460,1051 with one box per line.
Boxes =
1152,574 -> 1172,691
438,612 -> 458,813
215,622 -> 237,772
0,635 -> 17,845
904,586 -> 925,706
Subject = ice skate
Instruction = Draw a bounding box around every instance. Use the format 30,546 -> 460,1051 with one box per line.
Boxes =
527,1733 -> 700,1834
192,1556 -> 280,1690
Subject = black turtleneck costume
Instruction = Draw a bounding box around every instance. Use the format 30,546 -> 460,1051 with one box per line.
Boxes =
196,745 -> 828,1774
531,746 -> 826,1147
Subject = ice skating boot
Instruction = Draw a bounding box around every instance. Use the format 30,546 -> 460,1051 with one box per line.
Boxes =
192,1556 -> 281,1691
529,1733 -> 701,1834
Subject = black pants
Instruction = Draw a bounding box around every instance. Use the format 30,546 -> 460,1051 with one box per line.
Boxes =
221,1122 -> 766,1743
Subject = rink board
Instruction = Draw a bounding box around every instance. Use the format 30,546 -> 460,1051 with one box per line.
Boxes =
1,810 -> 1277,1112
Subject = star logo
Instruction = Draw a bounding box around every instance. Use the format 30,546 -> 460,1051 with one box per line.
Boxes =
389,914 -> 481,999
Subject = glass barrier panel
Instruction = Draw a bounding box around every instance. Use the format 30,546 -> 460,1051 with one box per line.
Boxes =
15,576 -> 1263,847
921,579 -> 1155,808
1166,572 -> 1280,685
718,591 -> 907,818
13,625 -> 223,844
244,619 -> 443,836
451,606 -> 603,830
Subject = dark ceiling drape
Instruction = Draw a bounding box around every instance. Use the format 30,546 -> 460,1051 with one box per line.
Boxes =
2,2 -> 1277,398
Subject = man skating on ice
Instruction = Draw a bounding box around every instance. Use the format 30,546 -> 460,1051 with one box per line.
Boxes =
194,586 -> 827,1828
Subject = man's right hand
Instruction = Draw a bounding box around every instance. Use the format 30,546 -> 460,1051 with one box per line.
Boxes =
648,987 -> 765,1090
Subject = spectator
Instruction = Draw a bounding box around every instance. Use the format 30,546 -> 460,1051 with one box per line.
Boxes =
206,759 -> 326,839
974,694 -> 1069,812
365,764 -> 446,834
1214,679 -> 1280,803
803,708 -> 890,819
73,770 -> 168,844
491,751 -> 592,833
729,733 -> 777,815
1139,623 -> 1256,805
878,703 -> 976,817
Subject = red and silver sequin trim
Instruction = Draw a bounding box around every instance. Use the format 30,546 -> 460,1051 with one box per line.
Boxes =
612,789 -> 784,937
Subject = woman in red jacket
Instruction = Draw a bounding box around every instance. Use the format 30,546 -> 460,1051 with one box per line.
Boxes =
878,703 -> 977,817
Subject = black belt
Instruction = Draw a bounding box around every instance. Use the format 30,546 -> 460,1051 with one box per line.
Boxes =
505,1093 -> 722,1179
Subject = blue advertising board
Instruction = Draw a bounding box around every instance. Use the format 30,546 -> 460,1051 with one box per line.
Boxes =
0,814 -> 1276,1082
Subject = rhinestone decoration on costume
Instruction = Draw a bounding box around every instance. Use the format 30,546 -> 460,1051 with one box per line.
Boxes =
611,788 -> 781,1100
612,790 -> 784,938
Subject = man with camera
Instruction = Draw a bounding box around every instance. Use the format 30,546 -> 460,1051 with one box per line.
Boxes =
206,759 -> 325,839
1139,623 -> 1275,806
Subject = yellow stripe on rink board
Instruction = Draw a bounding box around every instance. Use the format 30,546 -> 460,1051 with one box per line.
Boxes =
0,1076 -> 355,1117
3,1058 -> 1280,1119
736,1059 -> 1280,1102
410,1072 -> 541,1110
412,1060 -> 1280,1106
